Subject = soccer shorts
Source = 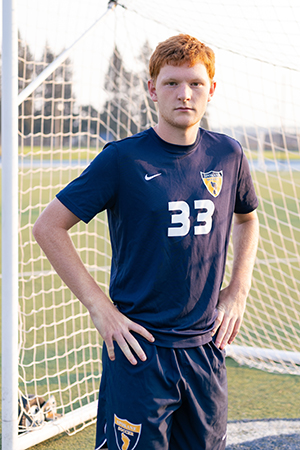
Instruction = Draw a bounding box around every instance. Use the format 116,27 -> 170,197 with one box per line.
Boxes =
95,336 -> 227,450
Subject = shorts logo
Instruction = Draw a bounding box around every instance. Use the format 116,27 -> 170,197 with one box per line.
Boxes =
200,170 -> 223,198
114,414 -> 142,450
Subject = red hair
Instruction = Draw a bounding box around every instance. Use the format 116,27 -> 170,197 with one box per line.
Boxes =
149,34 -> 215,82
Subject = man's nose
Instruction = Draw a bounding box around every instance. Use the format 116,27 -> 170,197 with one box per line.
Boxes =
177,84 -> 191,101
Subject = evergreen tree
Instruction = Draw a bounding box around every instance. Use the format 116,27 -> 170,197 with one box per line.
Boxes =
34,44 -> 75,146
18,31 -> 35,137
136,40 -> 158,130
100,45 -> 141,140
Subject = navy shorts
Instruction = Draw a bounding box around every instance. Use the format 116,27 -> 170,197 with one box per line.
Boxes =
95,336 -> 227,450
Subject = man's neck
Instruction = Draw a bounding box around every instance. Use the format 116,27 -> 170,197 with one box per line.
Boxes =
153,122 -> 200,146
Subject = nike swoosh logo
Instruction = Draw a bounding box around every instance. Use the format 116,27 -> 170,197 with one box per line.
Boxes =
145,173 -> 162,181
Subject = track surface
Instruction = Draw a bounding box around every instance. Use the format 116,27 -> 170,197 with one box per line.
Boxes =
227,419 -> 300,449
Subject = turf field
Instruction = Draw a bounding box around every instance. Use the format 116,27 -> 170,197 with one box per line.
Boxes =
1,357 -> 300,449
1,158 -> 300,448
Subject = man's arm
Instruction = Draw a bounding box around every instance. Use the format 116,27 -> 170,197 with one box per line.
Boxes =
212,209 -> 259,350
32,198 -> 154,365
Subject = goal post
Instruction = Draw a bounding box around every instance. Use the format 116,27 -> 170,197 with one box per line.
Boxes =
2,0 -> 300,449
2,0 -> 19,448
2,1 -> 117,449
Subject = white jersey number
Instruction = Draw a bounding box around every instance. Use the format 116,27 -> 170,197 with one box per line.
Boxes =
168,199 -> 215,237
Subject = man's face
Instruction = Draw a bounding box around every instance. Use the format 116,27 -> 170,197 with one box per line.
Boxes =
148,62 -> 216,132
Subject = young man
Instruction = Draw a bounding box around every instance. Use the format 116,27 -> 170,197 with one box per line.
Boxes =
33,34 -> 259,450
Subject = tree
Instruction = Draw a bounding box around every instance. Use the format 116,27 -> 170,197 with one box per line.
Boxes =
18,31 -> 35,137
100,45 -> 142,140
135,40 -> 158,130
34,44 -> 75,147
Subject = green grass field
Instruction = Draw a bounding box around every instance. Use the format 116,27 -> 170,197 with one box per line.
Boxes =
1,355 -> 300,449
1,356 -> 300,449
11,357 -> 300,449
16,146 -> 300,161
1,157 -> 300,449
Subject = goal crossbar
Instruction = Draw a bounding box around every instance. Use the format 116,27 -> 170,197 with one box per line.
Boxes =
17,1 -> 117,106
16,401 -> 98,450
227,346 -> 300,367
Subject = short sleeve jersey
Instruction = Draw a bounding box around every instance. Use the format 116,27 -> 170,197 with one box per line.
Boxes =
57,127 -> 258,348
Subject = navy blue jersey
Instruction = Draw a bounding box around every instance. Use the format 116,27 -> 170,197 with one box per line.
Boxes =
57,128 -> 258,348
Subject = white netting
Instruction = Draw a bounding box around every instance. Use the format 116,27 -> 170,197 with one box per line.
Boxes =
15,0 -> 300,445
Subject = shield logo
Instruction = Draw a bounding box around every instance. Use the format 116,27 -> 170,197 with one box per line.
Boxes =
114,414 -> 142,450
200,170 -> 223,198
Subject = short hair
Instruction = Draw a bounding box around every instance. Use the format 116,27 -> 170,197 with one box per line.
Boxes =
149,34 -> 215,83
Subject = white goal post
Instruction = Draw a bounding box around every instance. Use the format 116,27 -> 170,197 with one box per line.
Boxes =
2,0 -> 300,449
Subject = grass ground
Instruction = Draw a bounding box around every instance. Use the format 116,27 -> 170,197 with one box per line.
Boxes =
1,155 -> 300,449
17,146 -> 300,161
21,357 -> 300,449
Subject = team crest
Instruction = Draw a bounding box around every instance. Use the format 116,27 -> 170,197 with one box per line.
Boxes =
200,170 -> 223,198
114,414 -> 142,450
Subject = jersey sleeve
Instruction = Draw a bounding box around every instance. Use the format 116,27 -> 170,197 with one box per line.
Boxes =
56,142 -> 119,223
234,150 -> 259,214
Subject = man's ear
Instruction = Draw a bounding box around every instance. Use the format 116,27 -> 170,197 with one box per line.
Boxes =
208,80 -> 216,103
148,79 -> 157,102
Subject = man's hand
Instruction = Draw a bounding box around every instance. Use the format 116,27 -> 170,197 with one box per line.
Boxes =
88,298 -> 155,365
211,285 -> 246,350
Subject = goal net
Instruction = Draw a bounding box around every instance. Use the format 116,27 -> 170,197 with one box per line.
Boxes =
8,0 -> 300,447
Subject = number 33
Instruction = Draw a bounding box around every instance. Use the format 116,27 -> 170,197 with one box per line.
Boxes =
168,200 -> 215,237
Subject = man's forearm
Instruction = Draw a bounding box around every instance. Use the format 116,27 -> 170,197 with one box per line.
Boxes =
212,210 -> 259,349
230,210 -> 259,293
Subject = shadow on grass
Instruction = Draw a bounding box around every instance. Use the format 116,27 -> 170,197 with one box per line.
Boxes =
227,433 -> 300,449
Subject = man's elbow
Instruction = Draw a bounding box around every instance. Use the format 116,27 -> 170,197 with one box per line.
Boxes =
32,209 -> 56,247
234,209 -> 259,225
32,215 -> 47,245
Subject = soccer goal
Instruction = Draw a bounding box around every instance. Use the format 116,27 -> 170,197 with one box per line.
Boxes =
2,0 -> 300,448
